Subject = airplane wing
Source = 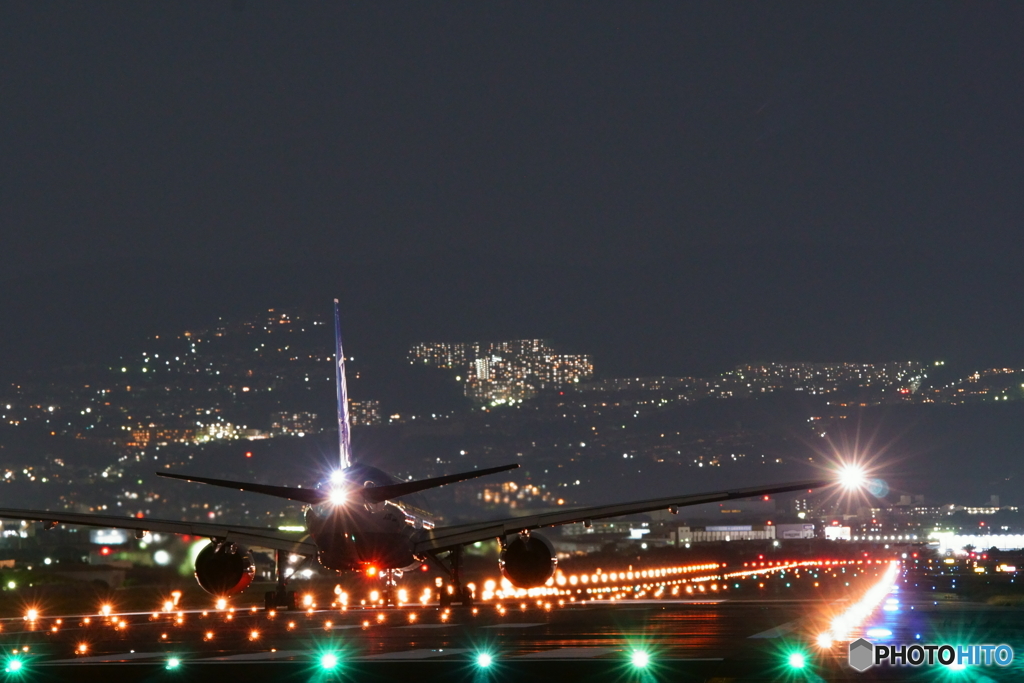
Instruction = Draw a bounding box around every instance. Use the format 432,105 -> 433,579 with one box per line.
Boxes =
0,508 -> 316,555
413,478 -> 828,553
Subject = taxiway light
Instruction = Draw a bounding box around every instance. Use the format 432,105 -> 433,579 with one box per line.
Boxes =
630,650 -> 650,668
320,653 -> 339,670
476,653 -> 493,668
787,652 -> 806,669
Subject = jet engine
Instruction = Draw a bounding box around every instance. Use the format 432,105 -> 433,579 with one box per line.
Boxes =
194,541 -> 256,596
499,533 -> 557,588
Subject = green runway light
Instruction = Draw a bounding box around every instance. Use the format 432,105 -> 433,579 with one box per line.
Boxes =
320,653 -> 339,670
631,650 -> 650,668
165,657 -> 181,670
787,652 -> 806,669
4,658 -> 23,673
476,652 -> 493,668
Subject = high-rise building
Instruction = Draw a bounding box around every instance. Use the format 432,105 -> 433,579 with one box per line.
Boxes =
349,400 -> 382,426
410,339 -> 594,404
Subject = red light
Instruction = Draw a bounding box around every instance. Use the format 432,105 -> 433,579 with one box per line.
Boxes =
366,566 -> 377,577
762,496 -> 770,501
135,512 -> 144,519
766,520 -> 772,525
100,547 -> 111,556
245,452 -> 253,458
420,564 -> 429,572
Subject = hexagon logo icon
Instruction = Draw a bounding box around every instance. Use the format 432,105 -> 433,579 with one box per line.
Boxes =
849,638 -> 875,672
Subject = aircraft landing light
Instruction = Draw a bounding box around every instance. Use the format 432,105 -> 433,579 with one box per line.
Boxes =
839,465 -> 867,490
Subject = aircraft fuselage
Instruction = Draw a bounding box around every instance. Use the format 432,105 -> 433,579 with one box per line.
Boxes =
303,464 -> 435,572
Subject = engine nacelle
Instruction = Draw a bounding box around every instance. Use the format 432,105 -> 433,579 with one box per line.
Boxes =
194,541 -> 256,596
500,533 -> 557,588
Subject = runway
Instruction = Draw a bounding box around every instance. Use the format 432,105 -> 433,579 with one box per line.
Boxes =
3,561 -> 1022,681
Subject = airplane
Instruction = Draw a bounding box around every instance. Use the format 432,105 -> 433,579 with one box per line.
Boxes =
0,301 -> 829,609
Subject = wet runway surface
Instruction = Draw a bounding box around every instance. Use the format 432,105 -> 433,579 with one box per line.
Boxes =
3,564 -> 1023,681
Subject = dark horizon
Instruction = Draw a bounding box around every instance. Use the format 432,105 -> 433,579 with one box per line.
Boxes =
3,242 -> 1023,384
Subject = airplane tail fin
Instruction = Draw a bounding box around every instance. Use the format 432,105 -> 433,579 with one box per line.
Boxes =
334,299 -> 352,469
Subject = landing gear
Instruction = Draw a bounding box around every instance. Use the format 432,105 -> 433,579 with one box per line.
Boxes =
430,546 -> 474,608
264,549 -> 298,611
380,568 -> 402,606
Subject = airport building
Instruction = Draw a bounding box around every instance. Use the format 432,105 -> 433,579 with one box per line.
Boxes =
677,525 -> 776,544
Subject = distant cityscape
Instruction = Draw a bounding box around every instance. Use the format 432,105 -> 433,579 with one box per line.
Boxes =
1,307 -> 1022,532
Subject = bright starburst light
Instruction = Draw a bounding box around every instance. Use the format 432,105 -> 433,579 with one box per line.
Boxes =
839,464 -> 867,490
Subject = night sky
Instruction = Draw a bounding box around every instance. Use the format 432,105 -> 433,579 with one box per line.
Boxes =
2,2 -> 1023,378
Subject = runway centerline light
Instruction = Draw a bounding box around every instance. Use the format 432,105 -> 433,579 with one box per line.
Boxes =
476,652 -> 493,668
320,653 -> 339,670
631,650 -> 650,668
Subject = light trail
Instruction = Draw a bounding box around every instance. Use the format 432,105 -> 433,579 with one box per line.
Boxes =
817,560 -> 901,645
